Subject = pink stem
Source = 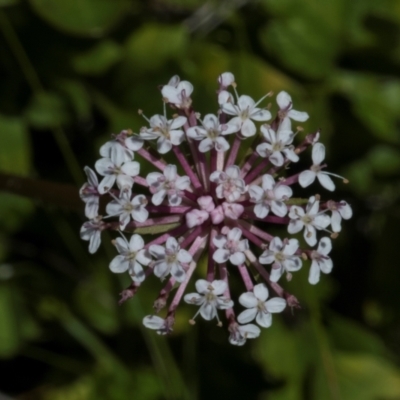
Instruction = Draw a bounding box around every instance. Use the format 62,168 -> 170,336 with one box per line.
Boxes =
173,146 -> 203,192
240,152 -> 259,177
147,205 -> 192,214
244,158 -> 270,184
219,263 -> 235,322
137,148 -> 166,171
133,176 -> 148,187
145,224 -> 188,248
180,225 -> 204,249
239,220 -> 273,242
237,223 -> 264,247
237,264 -> 254,291
226,136 -> 241,167
128,215 -> 181,229
242,213 -> 290,225
281,173 -> 300,186
207,228 -> 217,282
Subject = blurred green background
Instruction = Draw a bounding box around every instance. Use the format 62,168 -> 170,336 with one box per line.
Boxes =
1,0 -> 400,399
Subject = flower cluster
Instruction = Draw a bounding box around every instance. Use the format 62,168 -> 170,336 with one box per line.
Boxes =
79,72 -> 352,345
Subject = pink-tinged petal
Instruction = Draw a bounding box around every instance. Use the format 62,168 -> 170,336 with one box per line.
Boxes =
339,202 -> 352,219
228,227 -> 242,242
213,248 -> 230,264
149,244 -> 165,258
251,108 -> 271,121
304,225 -> 317,246
314,214 -> 331,229
269,151 -> 284,167
164,165 -> 177,181
168,193 -> 181,206
283,238 -> 299,255
178,249 -> 192,264
157,137 -> 172,154
238,95 -> 255,110
271,200 -> 287,217
170,116 -> 187,130
98,175 -> 116,194
299,170 -> 316,188
269,237 -> 283,252
283,257 -> 302,272
249,185 -> 264,202
288,109 -> 309,122
143,315 -> 165,329
254,203 -> 270,219
270,265 -> 283,282
318,237 -> 332,255
237,308 -> 258,324
239,292 -> 258,308
125,136 -> 143,151
169,130 -> 185,145
195,279 -> 210,294
95,158 -> 114,175
259,251 -> 275,265
288,219 -> 304,234
253,283 -> 269,301
213,234 -> 227,249
171,263 -> 186,282
319,258 -> 333,274
89,231 -> 101,254
186,209 -> 208,228
184,292 -> 203,305
223,202 -> 244,218
210,205 -> 224,224
256,143 -> 271,158
215,137 -> 230,152
154,260 -> 169,279
129,234 -> 144,252
152,189 -> 167,206
199,138 -> 214,153
308,261 -> 320,285
146,171 -> 163,186
200,303 -> 216,321
256,311 -> 272,328
265,298 -> 286,313
312,143 -> 325,165
161,86 -> 180,103
136,249 -> 151,266
261,174 -> 275,190
331,210 -> 342,233
121,161 -> 140,177
230,252 -> 246,266
110,255 -> 129,273
226,165 -> 240,179
210,280 -> 227,295
168,75 -> 180,86
276,91 -> 292,109
241,119 -> 256,137
177,81 -> 193,97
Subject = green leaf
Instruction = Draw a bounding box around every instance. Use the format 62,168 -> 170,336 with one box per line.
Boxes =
0,285 -> 20,358
28,0 -> 130,37
72,41 -> 122,75
25,91 -> 69,129
367,145 -> 400,174
56,80 -> 92,120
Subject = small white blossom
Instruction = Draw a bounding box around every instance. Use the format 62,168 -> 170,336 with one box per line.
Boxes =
142,315 -> 173,335
79,167 -> 100,219
218,90 -> 234,107
299,143 -> 345,192
213,227 -> 249,266
276,91 -> 309,125
229,323 -> 260,346
309,237 -> 333,284
109,234 -> 151,282
249,174 -> 293,218
106,190 -> 148,229
288,196 -> 331,246
327,200 -> 353,233
184,279 -> 233,321
256,119 -> 299,166
186,114 -> 239,153
222,94 -> 271,137
95,150 -> 140,194
100,130 -> 143,164
259,237 -> 302,282
237,283 -> 286,327
146,164 -> 190,206
161,75 -> 193,108
80,216 -> 104,254
218,72 -> 235,88
140,114 -> 187,154
210,165 -> 246,202
149,237 -> 192,282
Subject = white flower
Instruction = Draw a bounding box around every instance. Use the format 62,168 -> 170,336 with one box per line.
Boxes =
259,237 -> 302,282
106,190 -> 148,230
256,119 -> 299,166
213,227 -> 249,266
299,143 -> 345,191
218,90 -> 234,107
184,279 -> 234,321
288,196 -> 331,246
327,200 -> 353,233
100,130 -> 143,164
109,234 -> 151,282
218,72 -> 235,88
309,237 -> 333,284
249,174 -> 293,218
276,91 -> 309,125
146,164 -> 190,206
80,216 -> 104,254
140,114 -> 187,154
210,165 -> 246,203
94,150 -> 140,194
222,94 -> 271,137
237,283 -> 286,327
186,114 -> 239,153
149,237 -> 192,282
142,315 -> 173,335
79,167 -> 100,219
161,75 -> 193,108
229,323 -> 260,346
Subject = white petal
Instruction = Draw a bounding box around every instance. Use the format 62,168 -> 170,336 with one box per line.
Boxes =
256,312 -> 272,328
276,91 -> 291,109
251,108 -> 271,121
312,143 -> 325,165
339,202 -> 353,219
261,174 -> 275,190
213,234 -> 227,249
95,158 -> 114,175
249,185 -> 264,202
288,109 -> 309,122
132,207 -> 149,223
187,126 -> 206,140
308,262 -> 320,285
84,166 -> 99,187
195,279 -> 210,294
88,231 -> 101,254
238,95 -> 255,110
288,219 -> 303,234
314,214 -> 331,229
259,251 -> 275,265
270,266 -> 283,282
149,244 -> 165,258
226,165 -> 240,179
253,283 -> 269,302
136,249 -> 151,266
200,303 -> 216,320
299,170 -> 316,188
239,292 -> 258,308
177,249 -> 192,264
98,175 -> 116,194
318,237 -> 332,255
269,151 -> 284,166
213,249 -> 230,264
256,143 -> 271,158
237,308 -> 258,324
254,203 -> 269,219
283,239 -> 299,255
210,280 -> 227,295
125,136 -> 143,151
239,324 -> 260,339
265,298 -> 286,313
331,210 -> 342,232
283,257 -> 302,272
152,189 -> 167,205
199,138 -> 214,152
269,236 -> 283,252
143,315 -> 165,329
171,263 -> 186,282
129,234 -> 144,252
169,130 -> 185,145
230,252 -> 245,266
164,164 -> 177,181
271,200 -> 287,217
215,137 -> 230,152
154,261 -> 169,279
320,258 -> 333,274
157,137 -> 172,154
228,227 -> 242,242
241,119 -> 256,137
109,255 -> 129,273
121,161 -> 140,177
317,173 -> 335,191
304,225 -> 317,246
184,292 -> 203,305
170,116 -> 187,130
